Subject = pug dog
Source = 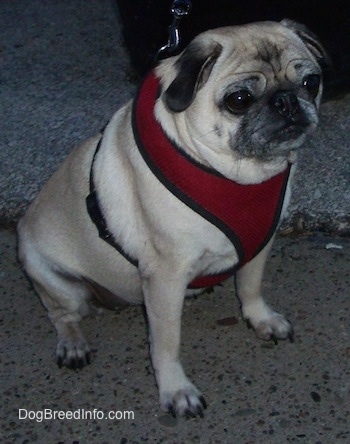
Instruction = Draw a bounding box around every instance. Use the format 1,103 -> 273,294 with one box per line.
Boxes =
18,20 -> 329,417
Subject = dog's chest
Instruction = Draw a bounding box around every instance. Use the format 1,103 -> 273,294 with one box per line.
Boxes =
132,72 -> 291,288
87,72 -> 291,290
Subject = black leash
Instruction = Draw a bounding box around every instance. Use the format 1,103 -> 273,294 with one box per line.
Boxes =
156,0 -> 192,60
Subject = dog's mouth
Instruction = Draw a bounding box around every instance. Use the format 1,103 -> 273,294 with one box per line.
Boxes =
270,121 -> 311,143
234,118 -> 315,160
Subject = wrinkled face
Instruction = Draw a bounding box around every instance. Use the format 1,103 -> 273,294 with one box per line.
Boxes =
212,43 -> 322,160
160,21 -> 328,162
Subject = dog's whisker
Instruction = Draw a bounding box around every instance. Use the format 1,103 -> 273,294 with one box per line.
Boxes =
198,129 -> 218,139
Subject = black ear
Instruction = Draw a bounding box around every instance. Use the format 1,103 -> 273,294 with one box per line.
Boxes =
164,40 -> 222,112
281,19 -> 332,71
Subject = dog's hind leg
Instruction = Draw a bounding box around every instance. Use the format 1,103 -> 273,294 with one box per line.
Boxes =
19,244 -> 92,369
34,277 -> 92,369
236,235 -> 294,343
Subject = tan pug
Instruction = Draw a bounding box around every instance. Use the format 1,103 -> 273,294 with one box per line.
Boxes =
18,20 -> 329,417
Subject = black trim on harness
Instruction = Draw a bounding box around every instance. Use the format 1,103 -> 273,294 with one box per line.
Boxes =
86,137 -> 139,267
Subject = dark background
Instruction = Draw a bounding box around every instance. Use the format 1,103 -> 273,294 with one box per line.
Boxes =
117,0 -> 350,99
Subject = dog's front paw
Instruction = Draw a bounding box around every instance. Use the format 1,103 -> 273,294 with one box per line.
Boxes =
243,302 -> 294,344
160,386 -> 207,418
56,338 -> 91,369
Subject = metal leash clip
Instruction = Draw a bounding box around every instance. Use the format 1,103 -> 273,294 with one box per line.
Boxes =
156,0 -> 192,60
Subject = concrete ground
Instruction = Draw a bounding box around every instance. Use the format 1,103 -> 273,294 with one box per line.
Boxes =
1,229 -> 349,443
0,0 -> 349,443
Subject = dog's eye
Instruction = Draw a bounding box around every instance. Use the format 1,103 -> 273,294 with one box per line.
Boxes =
303,74 -> 321,98
224,90 -> 254,113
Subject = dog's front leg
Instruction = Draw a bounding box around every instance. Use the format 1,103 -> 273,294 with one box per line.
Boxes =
142,266 -> 207,418
236,236 -> 294,343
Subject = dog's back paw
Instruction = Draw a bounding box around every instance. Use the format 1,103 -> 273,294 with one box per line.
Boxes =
56,337 -> 91,370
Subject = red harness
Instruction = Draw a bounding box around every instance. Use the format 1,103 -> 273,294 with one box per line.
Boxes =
132,71 -> 290,288
88,71 -> 290,289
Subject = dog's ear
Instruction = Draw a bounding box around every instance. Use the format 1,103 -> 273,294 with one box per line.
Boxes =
281,19 -> 332,70
164,39 -> 223,112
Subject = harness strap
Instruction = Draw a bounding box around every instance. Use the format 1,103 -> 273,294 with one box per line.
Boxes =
86,137 -> 139,267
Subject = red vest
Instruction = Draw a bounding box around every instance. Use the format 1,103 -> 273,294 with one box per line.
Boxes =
132,71 -> 290,289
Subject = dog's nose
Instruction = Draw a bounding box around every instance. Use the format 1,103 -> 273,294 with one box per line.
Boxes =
270,91 -> 301,122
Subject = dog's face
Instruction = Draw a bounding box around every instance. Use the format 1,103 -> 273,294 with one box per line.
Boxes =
156,20 -> 330,163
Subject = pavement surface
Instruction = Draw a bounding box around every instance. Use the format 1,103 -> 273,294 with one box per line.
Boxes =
0,1 -> 349,443
1,228 -> 349,443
